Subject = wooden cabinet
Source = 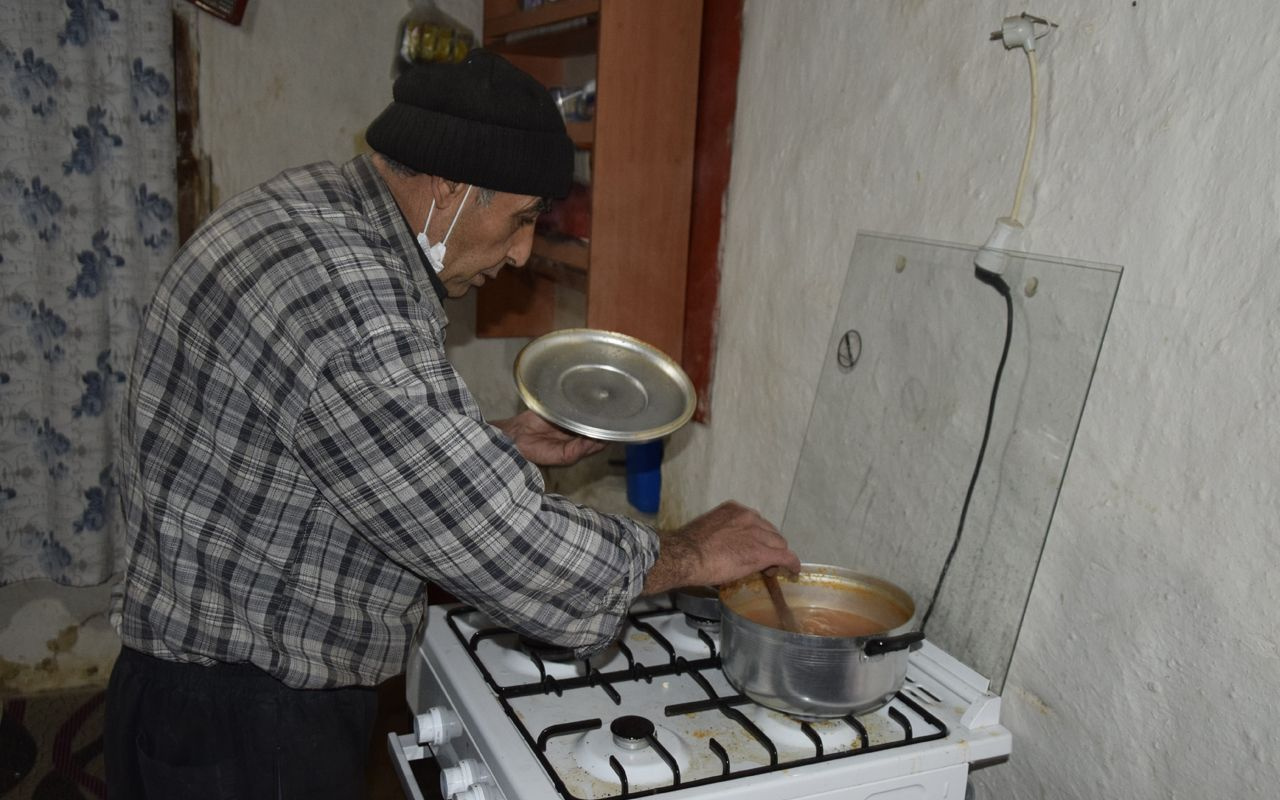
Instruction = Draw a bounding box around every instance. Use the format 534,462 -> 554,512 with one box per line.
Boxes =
476,0 -> 704,364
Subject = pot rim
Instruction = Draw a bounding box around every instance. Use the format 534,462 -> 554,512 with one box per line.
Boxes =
718,562 -> 919,643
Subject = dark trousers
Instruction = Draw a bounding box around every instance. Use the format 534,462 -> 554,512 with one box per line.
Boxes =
105,647 -> 377,800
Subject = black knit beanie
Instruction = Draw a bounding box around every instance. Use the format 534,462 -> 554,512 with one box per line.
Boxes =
366,49 -> 574,199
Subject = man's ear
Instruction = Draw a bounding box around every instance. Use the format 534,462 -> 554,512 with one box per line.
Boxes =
429,177 -> 467,210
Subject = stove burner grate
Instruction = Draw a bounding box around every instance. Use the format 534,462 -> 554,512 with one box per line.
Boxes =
445,605 -> 949,800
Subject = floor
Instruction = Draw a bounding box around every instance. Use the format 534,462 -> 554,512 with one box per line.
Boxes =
0,674 -> 440,800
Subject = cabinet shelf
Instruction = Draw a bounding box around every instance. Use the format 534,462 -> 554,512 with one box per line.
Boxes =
488,16 -> 599,58
484,0 -> 600,40
477,0 -> 703,367
478,0 -> 740,422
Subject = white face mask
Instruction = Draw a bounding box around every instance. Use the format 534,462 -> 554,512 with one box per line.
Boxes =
416,184 -> 473,274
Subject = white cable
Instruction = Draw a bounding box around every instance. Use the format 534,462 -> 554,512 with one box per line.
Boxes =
977,13 -> 1052,275
1009,47 -> 1039,224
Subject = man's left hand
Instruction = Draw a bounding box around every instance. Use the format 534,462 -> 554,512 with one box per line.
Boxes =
493,410 -> 606,467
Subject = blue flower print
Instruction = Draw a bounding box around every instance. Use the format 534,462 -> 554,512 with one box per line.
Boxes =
21,176 -> 64,242
67,229 -> 125,299
0,484 -> 16,513
13,525 -> 45,552
73,486 -> 109,533
10,298 -> 68,363
13,49 -> 59,117
135,183 -> 173,250
0,169 -> 24,201
29,417 -> 71,479
130,58 -> 170,125
73,467 -> 114,533
39,536 -> 74,579
63,106 -> 122,176
58,0 -> 120,48
72,350 -> 126,418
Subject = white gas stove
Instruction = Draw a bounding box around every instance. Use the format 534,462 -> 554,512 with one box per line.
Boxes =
389,599 -> 1011,800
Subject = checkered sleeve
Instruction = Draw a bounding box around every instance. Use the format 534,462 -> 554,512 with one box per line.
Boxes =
292,323 -> 658,655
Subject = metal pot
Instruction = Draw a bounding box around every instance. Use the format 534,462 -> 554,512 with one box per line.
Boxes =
718,564 -> 924,719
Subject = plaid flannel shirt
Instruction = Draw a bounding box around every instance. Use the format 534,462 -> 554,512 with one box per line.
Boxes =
112,155 -> 658,688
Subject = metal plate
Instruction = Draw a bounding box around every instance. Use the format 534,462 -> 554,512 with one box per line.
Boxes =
514,329 -> 696,442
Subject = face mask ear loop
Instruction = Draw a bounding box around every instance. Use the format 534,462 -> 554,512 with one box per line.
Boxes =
441,185 -> 473,246
417,200 -> 438,247
417,186 -> 472,274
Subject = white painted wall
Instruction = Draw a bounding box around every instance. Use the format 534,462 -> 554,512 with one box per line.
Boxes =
665,1 -> 1280,797
193,0 -> 481,202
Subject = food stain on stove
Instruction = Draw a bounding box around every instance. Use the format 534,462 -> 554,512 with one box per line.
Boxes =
685,722 -> 777,771
559,764 -> 627,800
859,712 -> 896,744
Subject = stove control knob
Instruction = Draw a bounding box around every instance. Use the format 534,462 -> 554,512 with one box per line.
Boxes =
440,759 -> 491,799
415,706 -> 462,746
454,784 -> 503,800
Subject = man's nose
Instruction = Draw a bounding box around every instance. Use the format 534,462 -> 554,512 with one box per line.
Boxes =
509,226 -> 535,267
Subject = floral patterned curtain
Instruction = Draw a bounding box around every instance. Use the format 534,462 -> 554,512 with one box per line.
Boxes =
1,0 -> 175,586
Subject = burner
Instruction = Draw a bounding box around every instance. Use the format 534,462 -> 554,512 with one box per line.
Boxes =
519,635 -> 577,662
651,614 -> 718,658
610,715 -> 655,750
572,717 -> 691,788
682,613 -> 720,633
475,637 -> 585,682
745,704 -> 864,755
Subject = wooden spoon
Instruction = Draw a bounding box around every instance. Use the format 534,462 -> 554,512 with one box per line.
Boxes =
762,570 -> 800,633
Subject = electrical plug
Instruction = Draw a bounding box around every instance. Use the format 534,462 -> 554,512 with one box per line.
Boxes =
974,216 -> 1023,277
989,13 -> 1057,53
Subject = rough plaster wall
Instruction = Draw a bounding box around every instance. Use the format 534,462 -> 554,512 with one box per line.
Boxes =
666,1 -> 1280,797
195,0 -> 482,200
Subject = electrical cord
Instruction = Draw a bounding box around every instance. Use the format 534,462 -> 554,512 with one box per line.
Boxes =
920,270 -> 1013,633
1010,48 -> 1039,224
921,13 -> 1050,632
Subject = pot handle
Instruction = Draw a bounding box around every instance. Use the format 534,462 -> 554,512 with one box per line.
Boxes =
863,631 -> 925,657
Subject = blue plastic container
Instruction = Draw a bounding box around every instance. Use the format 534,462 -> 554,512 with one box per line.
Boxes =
625,439 -> 664,514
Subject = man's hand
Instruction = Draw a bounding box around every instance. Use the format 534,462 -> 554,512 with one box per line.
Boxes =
641,502 -> 802,595
493,410 -> 607,467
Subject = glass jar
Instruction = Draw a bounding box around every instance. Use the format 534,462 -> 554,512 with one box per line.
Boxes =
393,0 -> 477,75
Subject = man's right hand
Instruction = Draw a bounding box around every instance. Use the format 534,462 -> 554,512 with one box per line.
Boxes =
640,501 -> 802,595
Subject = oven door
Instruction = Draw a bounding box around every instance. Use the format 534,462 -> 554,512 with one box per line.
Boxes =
387,732 -> 430,800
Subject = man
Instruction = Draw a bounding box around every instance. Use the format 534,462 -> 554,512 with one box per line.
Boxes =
106,50 -> 799,798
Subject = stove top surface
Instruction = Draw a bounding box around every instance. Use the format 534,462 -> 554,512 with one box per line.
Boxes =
401,600 -> 1010,800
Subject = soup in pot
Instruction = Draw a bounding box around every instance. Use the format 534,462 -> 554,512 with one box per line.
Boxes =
735,600 -> 886,637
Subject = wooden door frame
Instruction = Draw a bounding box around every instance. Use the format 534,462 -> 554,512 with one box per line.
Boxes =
682,0 -> 742,423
